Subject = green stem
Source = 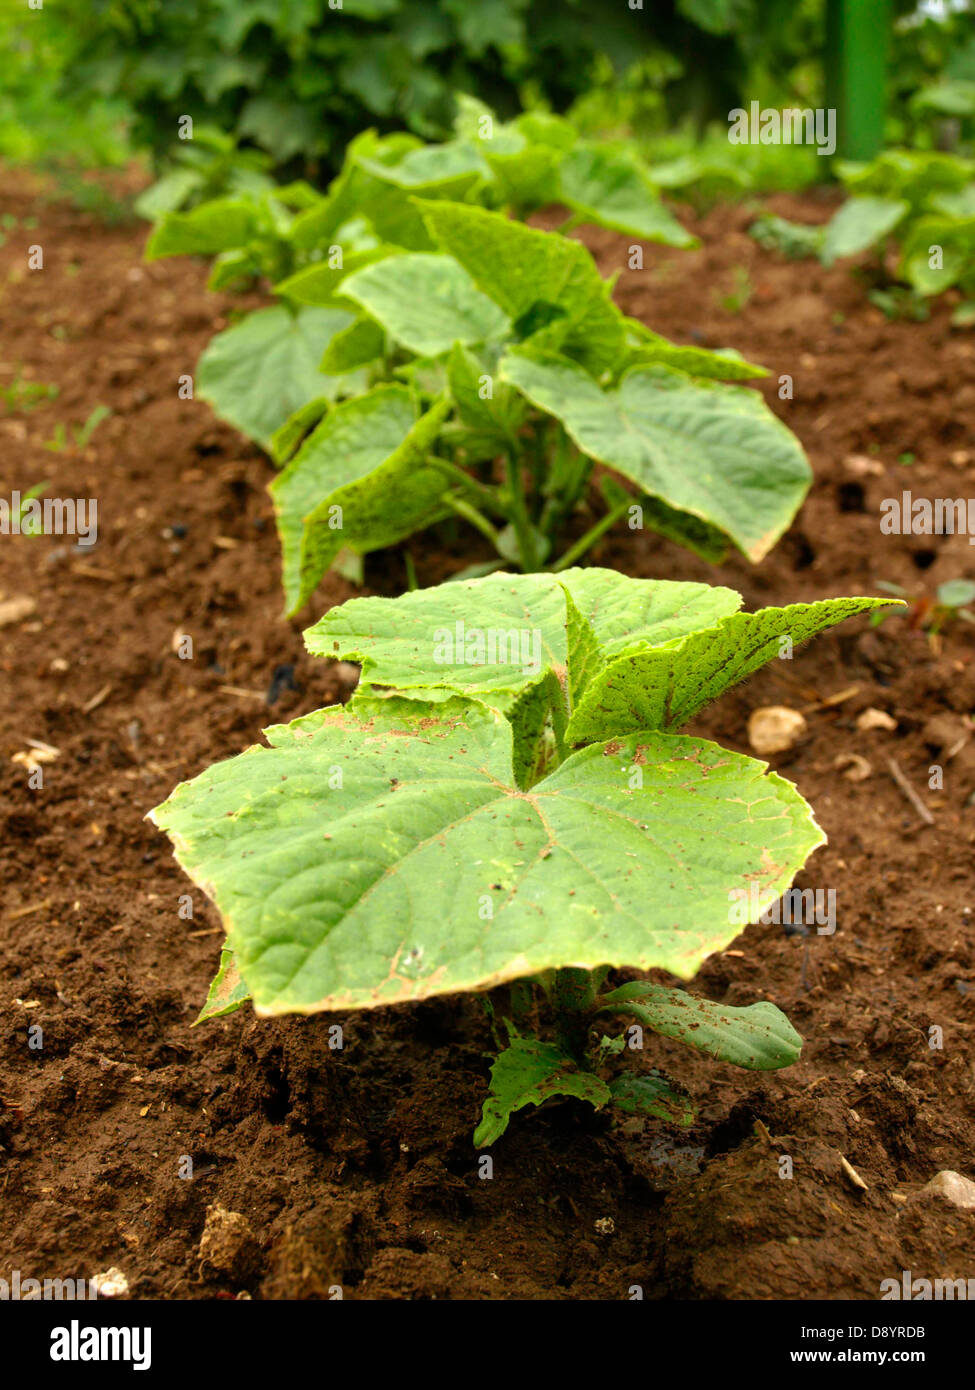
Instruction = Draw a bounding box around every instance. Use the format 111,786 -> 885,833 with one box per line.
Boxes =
551,966 -> 599,1060
504,445 -> 539,572
509,980 -> 534,1023
539,443 -> 592,535
443,493 -> 501,548
550,496 -> 631,572
426,456 -> 505,515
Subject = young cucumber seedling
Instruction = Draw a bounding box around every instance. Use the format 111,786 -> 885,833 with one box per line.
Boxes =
263,200 -> 811,614
149,570 -> 897,1144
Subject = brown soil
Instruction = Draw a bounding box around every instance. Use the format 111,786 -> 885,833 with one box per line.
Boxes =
1,171 -> 974,1301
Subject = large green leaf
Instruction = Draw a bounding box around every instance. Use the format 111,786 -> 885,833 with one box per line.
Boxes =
145,199 -> 259,259
474,1031 -> 611,1147
197,305 -> 357,447
339,252 -> 510,356
357,138 -> 487,190
820,196 -> 908,265
269,388 -> 450,613
563,594 -> 893,744
148,698 -> 825,1015
500,351 -> 811,561
625,323 -> 769,381
596,982 -> 802,1069
304,569 -> 889,747
419,200 -> 627,375
558,146 -> 696,247
304,567 -> 741,714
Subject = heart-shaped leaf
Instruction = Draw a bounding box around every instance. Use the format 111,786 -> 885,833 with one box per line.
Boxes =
419,200 -> 627,374
500,351 -> 811,562
339,252 -> 510,357
148,697 -> 825,1017
559,145 -> 697,246
197,305 -> 359,448
820,196 -> 908,265
596,981 -> 802,1069
269,386 -> 450,613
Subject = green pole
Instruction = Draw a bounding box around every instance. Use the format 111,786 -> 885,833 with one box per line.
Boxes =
825,0 -> 892,161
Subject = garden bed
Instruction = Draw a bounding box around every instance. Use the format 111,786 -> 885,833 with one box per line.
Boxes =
1,169 -> 973,1299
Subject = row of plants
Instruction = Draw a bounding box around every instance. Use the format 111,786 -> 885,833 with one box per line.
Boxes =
145,102 -> 814,613
750,148 -> 975,321
146,104 -> 899,1146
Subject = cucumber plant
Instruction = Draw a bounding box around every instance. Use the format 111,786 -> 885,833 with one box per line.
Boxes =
144,111 -> 813,605
143,102 -> 696,450
149,569 -> 894,1144
749,149 -> 975,318
263,199 -> 810,613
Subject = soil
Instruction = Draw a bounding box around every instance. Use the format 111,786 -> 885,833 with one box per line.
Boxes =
1,170 -> 974,1301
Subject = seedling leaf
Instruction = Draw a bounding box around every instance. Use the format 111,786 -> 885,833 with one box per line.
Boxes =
474,1031 -> 611,1147
597,982 -> 802,1069
608,1071 -> 695,1124
196,949 -> 251,1023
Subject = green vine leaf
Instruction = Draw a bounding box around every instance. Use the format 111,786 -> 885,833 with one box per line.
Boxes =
564,594 -> 894,744
474,1031 -> 611,1148
500,349 -> 811,562
197,305 -> 360,447
195,949 -> 251,1024
608,1071 -> 695,1125
148,697 -> 825,1017
338,252 -> 510,357
558,145 -> 697,246
418,199 -> 627,374
304,569 -> 891,748
269,386 -> 450,613
597,982 -> 802,1069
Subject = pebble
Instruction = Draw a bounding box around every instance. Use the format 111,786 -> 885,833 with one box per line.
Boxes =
747,705 -> 806,754
856,707 -> 897,733
198,1204 -> 260,1279
922,1170 -> 975,1209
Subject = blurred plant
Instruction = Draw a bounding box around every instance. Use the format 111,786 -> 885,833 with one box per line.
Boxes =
0,374 -> 59,414
716,265 -> 754,313
0,15 -> 131,169
134,127 -> 277,220
43,406 -> 112,453
748,149 -> 975,303
873,577 -> 975,638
